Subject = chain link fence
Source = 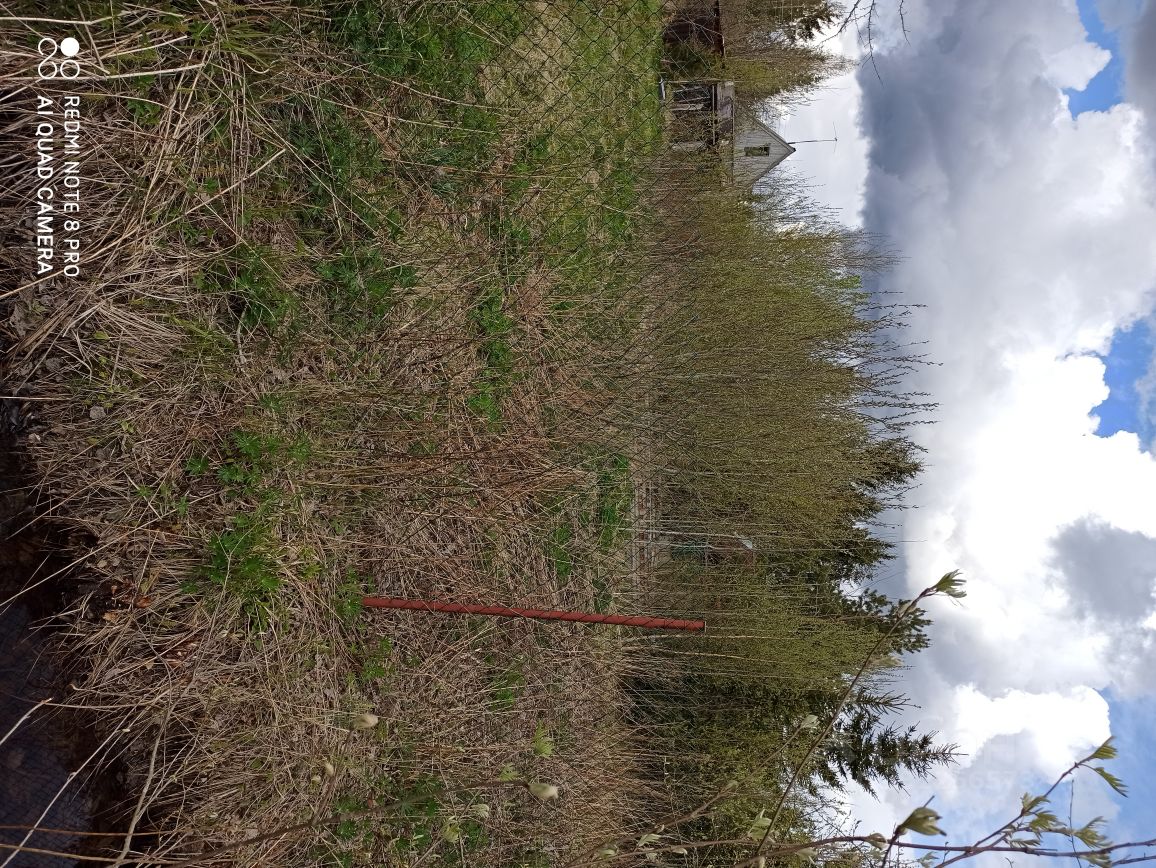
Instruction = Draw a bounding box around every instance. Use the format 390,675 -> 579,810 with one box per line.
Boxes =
0,0 -> 926,865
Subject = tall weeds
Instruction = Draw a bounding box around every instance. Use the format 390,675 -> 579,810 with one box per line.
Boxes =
0,0 -> 949,862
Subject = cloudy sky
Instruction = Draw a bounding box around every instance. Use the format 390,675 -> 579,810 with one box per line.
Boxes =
780,0 -> 1156,850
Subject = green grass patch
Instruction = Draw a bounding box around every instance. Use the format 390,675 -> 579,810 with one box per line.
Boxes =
202,513 -> 282,629
335,570 -> 367,626
595,452 -> 632,551
280,96 -> 400,241
488,659 -> 525,711
545,520 -> 574,585
213,428 -> 311,494
316,245 -> 417,326
466,280 -> 518,425
201,245 -> 299,332
355,636 -> 395,685
328,0 -> 527,95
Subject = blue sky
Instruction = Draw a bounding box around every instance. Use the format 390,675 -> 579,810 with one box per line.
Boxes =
1075,0 -> 1156,448
1036,0 -> 1155,841
1067,0 -> 1126,115
1092,319 -> 1154,440
1102,690 -> 1156,841
779,0 -> 1156,851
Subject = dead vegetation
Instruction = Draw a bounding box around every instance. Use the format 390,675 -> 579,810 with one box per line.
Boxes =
0,0 -> 944,864
1,0 -> 669,864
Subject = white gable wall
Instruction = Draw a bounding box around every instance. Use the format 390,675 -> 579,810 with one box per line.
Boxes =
732,115 -> 795,189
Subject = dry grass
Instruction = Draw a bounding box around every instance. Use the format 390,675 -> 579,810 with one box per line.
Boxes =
0,0 -> 915,862
1,0 -> 669,864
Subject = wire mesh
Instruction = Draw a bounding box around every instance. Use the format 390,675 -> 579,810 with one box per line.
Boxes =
0,0 -> 930,865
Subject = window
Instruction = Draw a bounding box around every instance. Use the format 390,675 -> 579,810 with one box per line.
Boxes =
744,145 -> 771,157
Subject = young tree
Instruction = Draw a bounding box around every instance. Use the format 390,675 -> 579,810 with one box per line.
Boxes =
734,0 -> 842,44
586,577 -> 1152,868
818,707 -> 959,796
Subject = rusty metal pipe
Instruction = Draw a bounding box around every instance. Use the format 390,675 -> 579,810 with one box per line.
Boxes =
360,596 -> 706,633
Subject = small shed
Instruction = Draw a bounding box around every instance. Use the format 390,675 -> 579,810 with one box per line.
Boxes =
665,79 -> 796,189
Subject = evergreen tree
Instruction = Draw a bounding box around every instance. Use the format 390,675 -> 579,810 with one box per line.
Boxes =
725,0 -> 842,45
818,705 -> 960,796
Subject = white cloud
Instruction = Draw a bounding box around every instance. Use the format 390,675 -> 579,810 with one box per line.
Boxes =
1050,518 -> 1156,622
800,0 -> 1156,843
950,686 -> 1111,774
776,25 -> 869,225
1045,40 -> 1112,91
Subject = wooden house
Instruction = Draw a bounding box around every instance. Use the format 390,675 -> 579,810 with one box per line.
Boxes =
664,79 -> 796,189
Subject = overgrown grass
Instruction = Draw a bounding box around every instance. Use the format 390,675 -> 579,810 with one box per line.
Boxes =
1,0 -> 946,864
3,0 -> 668,864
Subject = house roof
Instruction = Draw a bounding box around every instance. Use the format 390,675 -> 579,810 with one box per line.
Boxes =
735,112 -> 796,188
